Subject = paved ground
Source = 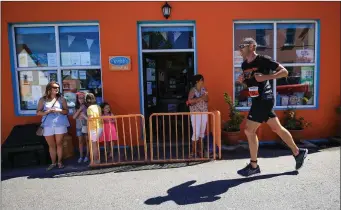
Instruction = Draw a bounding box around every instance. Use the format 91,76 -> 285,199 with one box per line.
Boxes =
1,145 -> 340,210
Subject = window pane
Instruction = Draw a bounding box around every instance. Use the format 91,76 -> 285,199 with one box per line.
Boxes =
62,69 -> 102,110
15,27 -> 57,68
276,23 -> 315,64
59,26 -> 100,66
18,70 -> 58,110
234,23 -> 274,65
142,26 -> 194,49
276,66 -> 315,106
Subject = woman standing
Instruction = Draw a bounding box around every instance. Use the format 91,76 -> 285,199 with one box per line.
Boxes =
187,74 -> 209,158
36,82 -> 70,170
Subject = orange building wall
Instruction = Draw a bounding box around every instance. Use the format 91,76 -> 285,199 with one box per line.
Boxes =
1,2 -> 340,144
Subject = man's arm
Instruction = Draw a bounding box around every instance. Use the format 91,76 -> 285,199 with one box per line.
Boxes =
254,57 -> 288,82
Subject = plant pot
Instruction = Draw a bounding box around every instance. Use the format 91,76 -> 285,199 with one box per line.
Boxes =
288,129 -> 304,143
222,130 -> 240,145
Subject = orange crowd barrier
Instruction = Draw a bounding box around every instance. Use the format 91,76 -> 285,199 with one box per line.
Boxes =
87,111 -> 221,168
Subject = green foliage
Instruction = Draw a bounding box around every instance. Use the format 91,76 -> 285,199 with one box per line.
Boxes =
283,107 -> 312,130
223,93 -> 245,132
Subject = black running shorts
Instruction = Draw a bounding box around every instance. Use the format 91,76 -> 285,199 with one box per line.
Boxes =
247,98 -> 276,123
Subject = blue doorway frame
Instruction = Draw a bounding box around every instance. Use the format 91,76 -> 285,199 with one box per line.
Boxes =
137,21 -> 198,116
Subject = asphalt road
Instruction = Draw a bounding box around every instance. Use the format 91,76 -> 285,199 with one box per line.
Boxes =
1,147 -> 340,210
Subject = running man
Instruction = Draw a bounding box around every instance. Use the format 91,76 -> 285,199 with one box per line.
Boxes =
236,37 -> 308,177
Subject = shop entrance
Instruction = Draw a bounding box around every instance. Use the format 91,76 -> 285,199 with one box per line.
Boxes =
142,52 -> 194,141
138,23 -> 196,143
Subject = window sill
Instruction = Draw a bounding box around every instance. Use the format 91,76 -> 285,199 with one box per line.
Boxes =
236,105 -> 317,112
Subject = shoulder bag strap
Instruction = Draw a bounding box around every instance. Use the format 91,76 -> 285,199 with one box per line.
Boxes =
41,97 -> 59,124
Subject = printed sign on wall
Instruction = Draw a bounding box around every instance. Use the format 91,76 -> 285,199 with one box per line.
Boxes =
109,56 -> 131,71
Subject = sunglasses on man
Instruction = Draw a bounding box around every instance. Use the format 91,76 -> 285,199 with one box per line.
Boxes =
239,44 -> 250,49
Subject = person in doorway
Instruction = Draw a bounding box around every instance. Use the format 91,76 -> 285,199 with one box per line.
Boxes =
73,92 -> 89,163
84,93 -> 103,165
36,82 -> 70,170
236,37 -> 308,177
187,74 -> 209,158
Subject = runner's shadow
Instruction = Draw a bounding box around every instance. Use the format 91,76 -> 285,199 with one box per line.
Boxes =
145,170 -> 298,205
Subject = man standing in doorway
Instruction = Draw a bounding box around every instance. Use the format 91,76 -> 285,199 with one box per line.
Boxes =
236,37 -> 308,177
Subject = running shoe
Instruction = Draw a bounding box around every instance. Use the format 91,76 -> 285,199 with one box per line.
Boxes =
294,148 -> 308,170
237,163 -> 261,177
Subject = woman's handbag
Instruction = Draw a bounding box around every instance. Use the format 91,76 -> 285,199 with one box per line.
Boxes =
36,98 -> 58,136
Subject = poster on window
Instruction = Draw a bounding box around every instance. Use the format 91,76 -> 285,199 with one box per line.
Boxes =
70,52 -> 81,66
19,71 -> 33,84
61,52 -> 72,66
300,66 -> 314,85
18,53 -> 28,67
296,49 -> 314,63
47,53 -> 57,66
147,82 -> 153,95
80,52 -> 91,66
147,68 -> 155,81
38,72 -> 49,85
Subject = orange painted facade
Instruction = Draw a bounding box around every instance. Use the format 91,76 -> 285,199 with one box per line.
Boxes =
1,2 -> 340,144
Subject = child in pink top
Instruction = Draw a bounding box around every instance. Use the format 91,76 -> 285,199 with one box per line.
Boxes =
99,102 -> 118,159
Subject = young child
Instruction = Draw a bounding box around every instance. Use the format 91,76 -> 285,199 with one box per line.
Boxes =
84,93 -> 103,164
72,92 -> 89,163
187,74 -> 209,158
99,102 -> 118,160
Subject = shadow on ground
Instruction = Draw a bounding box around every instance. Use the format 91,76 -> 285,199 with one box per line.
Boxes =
145,170 -> 299,205
1,158 -> 209,181
1,140 -> 339,181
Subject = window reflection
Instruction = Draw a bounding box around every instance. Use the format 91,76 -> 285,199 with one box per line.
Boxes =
62,69 -> 102,109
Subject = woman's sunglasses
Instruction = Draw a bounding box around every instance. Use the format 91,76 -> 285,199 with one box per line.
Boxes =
51,86 -> 59,90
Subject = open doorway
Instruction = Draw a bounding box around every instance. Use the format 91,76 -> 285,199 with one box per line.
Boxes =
138,23 -> 196,144
142,52 -> 195,141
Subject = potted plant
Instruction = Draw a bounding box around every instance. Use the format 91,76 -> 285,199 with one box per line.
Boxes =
282,107 -> 312,143
222,93 -> 245,145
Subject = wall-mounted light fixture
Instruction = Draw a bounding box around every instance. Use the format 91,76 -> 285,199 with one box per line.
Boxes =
162,2 -> 172,19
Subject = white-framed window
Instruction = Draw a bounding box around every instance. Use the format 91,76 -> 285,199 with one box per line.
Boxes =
233,20 -> 319,110
10,23 -> 102,115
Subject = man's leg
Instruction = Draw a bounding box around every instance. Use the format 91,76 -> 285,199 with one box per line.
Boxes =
266,117 -> 299,155
244,119 -> 261,168
237,119 -> 262,177
267,117 -> 308,170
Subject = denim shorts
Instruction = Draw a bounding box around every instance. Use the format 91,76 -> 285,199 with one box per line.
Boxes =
76,128 -> 83,137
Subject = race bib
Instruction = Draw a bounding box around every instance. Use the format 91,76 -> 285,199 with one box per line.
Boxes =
248,86 -> 259,98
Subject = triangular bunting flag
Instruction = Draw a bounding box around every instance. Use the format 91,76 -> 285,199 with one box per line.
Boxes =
161,32 -> 168,41
68,35 -> 75,47
143,35 -> 150,47
173,31 -> 182,42
86,39 -> 94,50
